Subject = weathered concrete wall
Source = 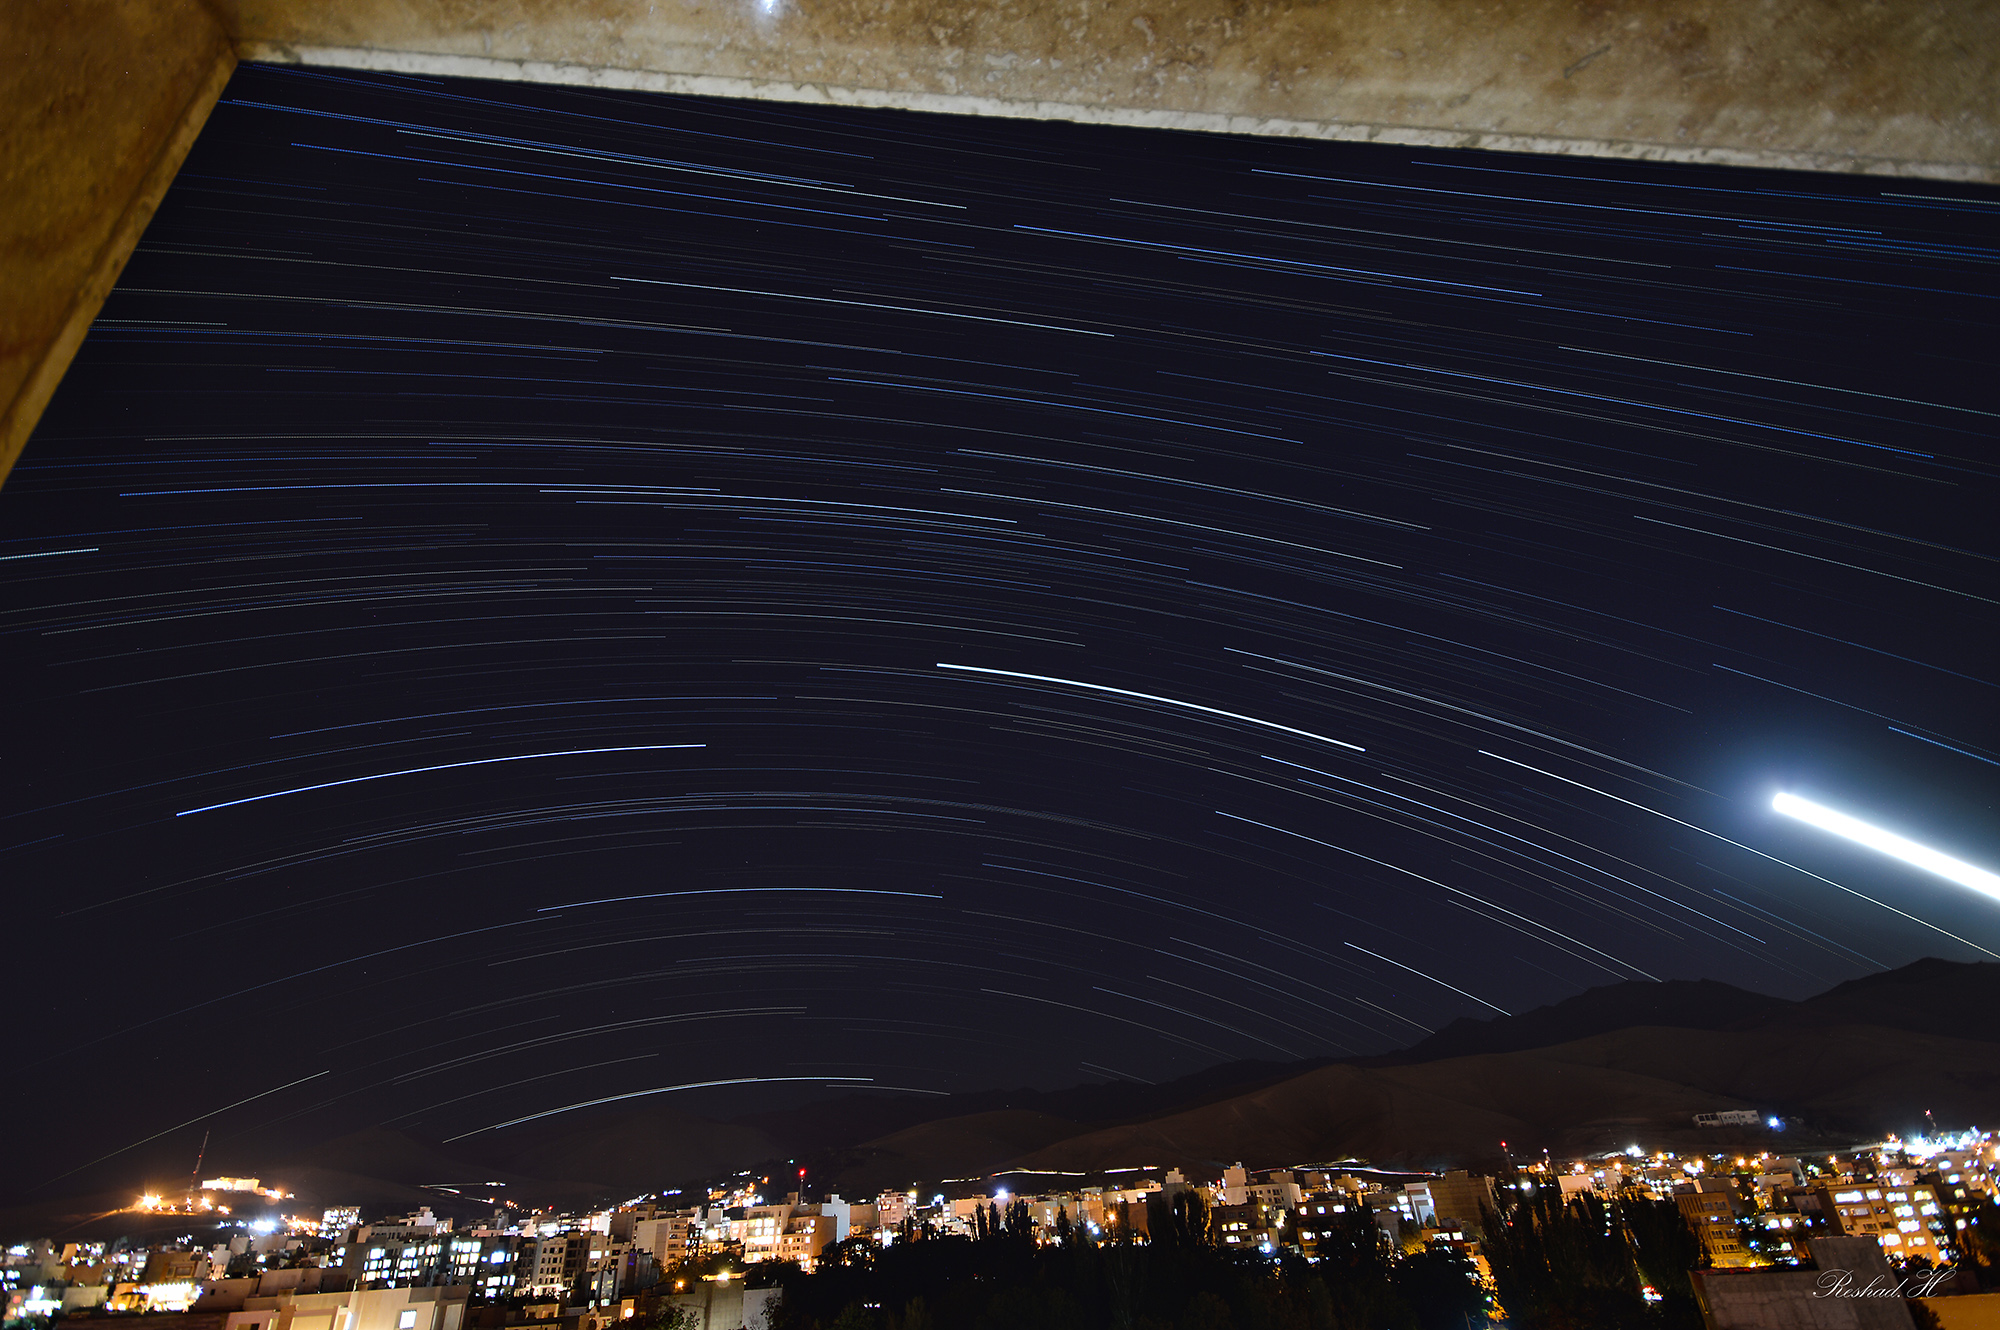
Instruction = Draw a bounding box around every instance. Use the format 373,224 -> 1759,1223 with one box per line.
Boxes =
1,0 -> 236,488
1693,1267 -> 1919,1329
1692,1237 -> 1918,1329
3,0 -> 1994,485
227,0 -> 1998,181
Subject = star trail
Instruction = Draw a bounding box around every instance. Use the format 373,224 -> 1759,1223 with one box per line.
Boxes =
3,64 -> 1996,1191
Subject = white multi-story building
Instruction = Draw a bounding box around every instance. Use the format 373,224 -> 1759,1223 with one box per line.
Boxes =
518,1236 -> 574,1300
222,1283 -> 470,1330
630,1214 -> 701,1271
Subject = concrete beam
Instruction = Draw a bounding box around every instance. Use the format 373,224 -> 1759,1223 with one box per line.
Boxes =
228,0 -> 1997,181
3,0 -> 1993,489
1,0 -> 236,489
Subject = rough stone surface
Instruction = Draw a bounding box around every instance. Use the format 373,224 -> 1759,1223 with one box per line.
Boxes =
1,0 -> 235,486
223,0 -> 1999,179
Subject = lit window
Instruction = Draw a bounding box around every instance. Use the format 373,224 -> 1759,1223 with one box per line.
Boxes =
400,1313 -> 419,1329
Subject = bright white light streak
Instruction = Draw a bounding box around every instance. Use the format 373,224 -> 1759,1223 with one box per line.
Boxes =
1774,793 -> 2000,903
937,663 -> 1364,752
1344,943 -> 1510,1015
177,743 -> 706,816
451,1076 -> 873,1139
1480,750 -> 2000,960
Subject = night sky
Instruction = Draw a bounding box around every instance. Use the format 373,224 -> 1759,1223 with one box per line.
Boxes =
5,64 -> 1996,1197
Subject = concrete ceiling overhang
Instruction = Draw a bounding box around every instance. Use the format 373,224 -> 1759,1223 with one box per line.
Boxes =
229,0 -> 2000,181
4,0 -> 1997,485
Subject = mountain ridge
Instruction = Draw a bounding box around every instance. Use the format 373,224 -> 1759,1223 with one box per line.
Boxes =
1356,977 -> 1791,1067
18,958 -> 1995,1233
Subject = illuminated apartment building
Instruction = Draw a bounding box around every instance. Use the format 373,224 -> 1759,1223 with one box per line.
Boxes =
1675,1185 -> 1754,1268
516,1236 -> 575,1299
445,1238 -> 516,1299
772,1215 -> 837,1269
1816,1182 -> 1948,1259
337,1220 -> 498,1293
630,1214 -> 701,1270
720,1204 -> 838,1270
515,1232 -> 627,1305
731,1205 -> 794,1263
1210,1201 -> 1285,1253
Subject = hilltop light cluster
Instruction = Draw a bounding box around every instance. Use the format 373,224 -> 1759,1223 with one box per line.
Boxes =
131,1181 -> 296,1222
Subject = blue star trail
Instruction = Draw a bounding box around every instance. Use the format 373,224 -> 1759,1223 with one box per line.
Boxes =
1,63 -> 1994,1189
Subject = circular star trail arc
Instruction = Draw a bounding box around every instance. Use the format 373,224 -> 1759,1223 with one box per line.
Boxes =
2,63 -> 1995,1189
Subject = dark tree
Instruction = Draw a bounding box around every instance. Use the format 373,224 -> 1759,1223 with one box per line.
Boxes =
1393,1245 -> 1486,1330
632,1301 -> 699,1330
1485,1190 -> 1650,1329
762,1200 -> 1490,1330
1958,1197 -> 2000,1290
1621,1198 -> 1705,1328
1155,1192 -> 1212,1251
1306,1207 -> 1408,1330
1006,1198 -> 1034,1244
